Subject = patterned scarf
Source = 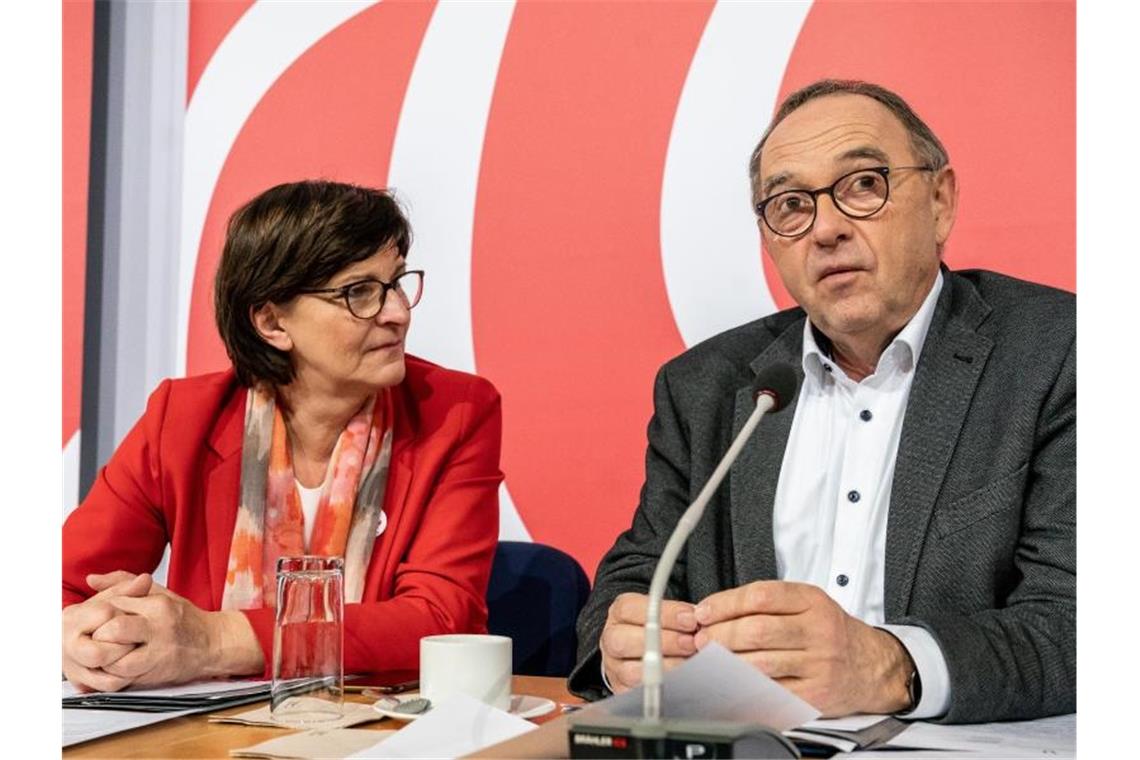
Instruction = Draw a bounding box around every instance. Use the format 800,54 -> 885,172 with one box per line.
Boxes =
221,385 -> 394,609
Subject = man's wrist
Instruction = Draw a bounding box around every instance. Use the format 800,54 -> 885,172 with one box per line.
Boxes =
864,627 -> 915,714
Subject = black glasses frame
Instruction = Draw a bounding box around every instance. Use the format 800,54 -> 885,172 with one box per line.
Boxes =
297,269 -> 425,320
755,165 -> 934,237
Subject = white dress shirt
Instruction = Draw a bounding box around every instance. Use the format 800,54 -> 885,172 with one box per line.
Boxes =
773,271 -> 950,718
296,480 -> 321,551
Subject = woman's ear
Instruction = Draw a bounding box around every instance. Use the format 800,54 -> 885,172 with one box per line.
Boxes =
250,302 -> 294,352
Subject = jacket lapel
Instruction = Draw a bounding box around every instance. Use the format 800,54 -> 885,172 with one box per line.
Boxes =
729,319 -> 805,584
884,273 -> 994,619
205,393 -> 246,607
362,381 -> 416,598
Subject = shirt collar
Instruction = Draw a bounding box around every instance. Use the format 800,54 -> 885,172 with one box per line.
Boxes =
800,270 -> 944,382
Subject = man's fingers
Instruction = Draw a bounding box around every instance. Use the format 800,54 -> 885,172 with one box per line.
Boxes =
661,600 -> 698,632
606,593 -> 648,625
602,623 -> 698,660
694,581 -> 814,626
92,613 -> 150,645
695,613 -> 807,652
607,593 -> 696,631
607,656 -> 688,692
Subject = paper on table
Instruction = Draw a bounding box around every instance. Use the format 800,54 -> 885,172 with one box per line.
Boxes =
885,713 -> 1076,756
348,693 -> 537,759
782,729 -> 858,753
62,679 -> 273,746
799,713 -> 886,731
64,707 -> 197,747
211,701 -> 382,729
585,643 -> 819,731
231,728 -> 398,759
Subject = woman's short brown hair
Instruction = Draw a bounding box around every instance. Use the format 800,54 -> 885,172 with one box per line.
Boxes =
214,180 -> 411,387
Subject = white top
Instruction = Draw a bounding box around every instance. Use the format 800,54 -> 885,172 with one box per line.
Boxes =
295,480 -> 321,551
773,270 -> 950,718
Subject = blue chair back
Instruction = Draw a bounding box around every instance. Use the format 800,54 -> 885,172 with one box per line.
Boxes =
486,541 -> 591,677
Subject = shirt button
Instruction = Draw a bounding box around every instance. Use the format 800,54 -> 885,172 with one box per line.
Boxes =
836,574 -> 849,587
860,409 -> 872,421
847,490 -> 861,503
823,363 -> 832,373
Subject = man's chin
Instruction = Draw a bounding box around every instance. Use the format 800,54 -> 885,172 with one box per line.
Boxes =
809,300 -> 881,337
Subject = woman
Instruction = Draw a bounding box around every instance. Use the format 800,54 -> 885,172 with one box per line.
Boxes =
62,181 -> 502,691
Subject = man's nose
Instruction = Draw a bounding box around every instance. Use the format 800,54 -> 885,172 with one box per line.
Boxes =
810,193 -> 851,246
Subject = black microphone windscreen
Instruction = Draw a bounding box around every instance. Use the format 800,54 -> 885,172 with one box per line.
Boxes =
751,363 -> 799,412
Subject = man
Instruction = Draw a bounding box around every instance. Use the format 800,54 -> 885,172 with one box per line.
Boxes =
569,80 -> 1074,724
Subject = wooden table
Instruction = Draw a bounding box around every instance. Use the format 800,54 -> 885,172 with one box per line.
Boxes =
64,675 -> 582,758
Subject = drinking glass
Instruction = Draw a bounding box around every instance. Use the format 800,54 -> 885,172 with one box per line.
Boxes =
270,556 -> 344,727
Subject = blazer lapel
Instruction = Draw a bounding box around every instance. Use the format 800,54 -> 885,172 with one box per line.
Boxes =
204,394 -> 245,607
362,382 -> 415,598
884,273 -> 994,619
729,319 -> 805,584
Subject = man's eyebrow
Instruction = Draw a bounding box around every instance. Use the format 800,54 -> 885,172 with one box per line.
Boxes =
761,171 -> 794,198
837,146 -> 891,164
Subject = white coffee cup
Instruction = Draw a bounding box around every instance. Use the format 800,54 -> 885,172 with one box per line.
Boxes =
419,634 -> 512,711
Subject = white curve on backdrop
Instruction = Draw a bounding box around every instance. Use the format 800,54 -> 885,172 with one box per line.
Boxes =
387,1 -> 530,541
176,0 -> 379,375
660,0 -> 812,348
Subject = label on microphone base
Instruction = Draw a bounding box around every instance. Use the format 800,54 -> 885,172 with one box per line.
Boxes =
568,715 -> 800,759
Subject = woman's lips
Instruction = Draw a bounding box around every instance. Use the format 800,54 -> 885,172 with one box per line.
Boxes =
369,340 -> 403,352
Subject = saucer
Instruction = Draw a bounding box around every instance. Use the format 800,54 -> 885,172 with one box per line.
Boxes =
371,692 -> 557,722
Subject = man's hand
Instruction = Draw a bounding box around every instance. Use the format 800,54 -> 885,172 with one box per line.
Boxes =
600,592 -> 699,693
62,572 -> 154,692
90,581 -> 263,688
694,581 -> 912,716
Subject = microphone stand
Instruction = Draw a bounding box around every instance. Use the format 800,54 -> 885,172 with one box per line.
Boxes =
642,390 -> 777,721
569,372 -> 801,759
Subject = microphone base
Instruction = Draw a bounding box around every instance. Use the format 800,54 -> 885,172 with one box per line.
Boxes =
568,713 -> 800,759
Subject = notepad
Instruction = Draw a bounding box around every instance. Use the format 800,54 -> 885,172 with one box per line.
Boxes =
63,678 -> 273,712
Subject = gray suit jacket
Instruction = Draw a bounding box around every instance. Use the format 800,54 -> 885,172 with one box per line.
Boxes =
569,269 -> 1075,723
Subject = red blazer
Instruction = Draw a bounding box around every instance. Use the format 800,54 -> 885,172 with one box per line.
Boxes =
63,356 -> 502,676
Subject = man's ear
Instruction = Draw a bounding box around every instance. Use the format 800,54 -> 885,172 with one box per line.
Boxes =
250,302 -> 294,352
931,165 -> 959,248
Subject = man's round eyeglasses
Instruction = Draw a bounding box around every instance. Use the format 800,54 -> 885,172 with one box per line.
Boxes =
755,165 -> 934,237
297,270 -> 425,320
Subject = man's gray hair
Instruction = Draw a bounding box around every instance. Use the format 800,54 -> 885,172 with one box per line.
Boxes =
748,79 -> 950,204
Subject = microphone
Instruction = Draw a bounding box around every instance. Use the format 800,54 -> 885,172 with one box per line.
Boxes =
570,363 -> 802,759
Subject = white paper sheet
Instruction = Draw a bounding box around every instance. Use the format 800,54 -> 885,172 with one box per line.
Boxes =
62,679 -> 271,747
63,707 -> 197,747
584,643 -> 820,731
347,693 -> 537,759
800,713 -> 886,731
882,713 -> 1076,756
